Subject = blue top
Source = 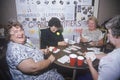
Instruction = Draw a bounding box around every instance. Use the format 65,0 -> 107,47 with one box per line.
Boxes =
6,39 -> 64,80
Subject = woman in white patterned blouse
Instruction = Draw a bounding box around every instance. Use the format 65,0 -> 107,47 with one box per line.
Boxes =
80,16 -> 104,46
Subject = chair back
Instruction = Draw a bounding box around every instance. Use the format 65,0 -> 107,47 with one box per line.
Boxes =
98,27 -> 115,53
0,38 -> 12,80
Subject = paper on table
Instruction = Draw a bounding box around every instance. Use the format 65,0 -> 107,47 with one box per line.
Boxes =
71,45 -> 81,49
87,48 -> 100,53
49,46 -> 55,52
76,51 -> 83,55
68,47 -> 78,51
63,49 -> 71,53
57,55 -> 70,64
65,47 -> 72,51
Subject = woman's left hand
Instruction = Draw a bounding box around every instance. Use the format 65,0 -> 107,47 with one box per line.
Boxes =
41,48 -> 49,55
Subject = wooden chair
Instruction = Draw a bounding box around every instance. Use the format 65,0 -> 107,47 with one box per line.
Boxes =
99,27 -> 115,53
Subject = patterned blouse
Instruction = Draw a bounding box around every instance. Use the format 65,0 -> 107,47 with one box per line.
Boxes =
6,39 -> 64,80
82,29 -> 104,42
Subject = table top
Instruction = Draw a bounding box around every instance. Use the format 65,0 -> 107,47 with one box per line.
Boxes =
51,42 -> 100,69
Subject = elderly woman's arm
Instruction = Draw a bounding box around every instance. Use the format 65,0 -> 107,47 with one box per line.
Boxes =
17,54 -> 55,74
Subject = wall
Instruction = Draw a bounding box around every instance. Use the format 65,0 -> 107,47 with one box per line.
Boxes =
97,0 -> 120,25
93,0 -> 99,18
0,0 -> 17,25
0,0 -> 120,25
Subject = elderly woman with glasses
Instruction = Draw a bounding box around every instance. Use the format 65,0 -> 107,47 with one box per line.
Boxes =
5,21 -> 64,80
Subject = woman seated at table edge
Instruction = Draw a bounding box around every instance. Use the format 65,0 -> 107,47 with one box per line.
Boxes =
80,16 -> 104,47
5,20 -> 64,80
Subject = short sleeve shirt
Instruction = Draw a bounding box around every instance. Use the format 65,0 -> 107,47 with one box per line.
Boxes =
98,48 -> 120,80
6,39 -> 44,79
82,29 -> 103,42
6,39 -> 64,80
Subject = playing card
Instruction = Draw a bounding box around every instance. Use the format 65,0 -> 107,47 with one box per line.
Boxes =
57,55 -> 70,64
85,52 -> 96,61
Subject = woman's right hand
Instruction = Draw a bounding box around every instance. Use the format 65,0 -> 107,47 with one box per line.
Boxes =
86,57 -> 93,67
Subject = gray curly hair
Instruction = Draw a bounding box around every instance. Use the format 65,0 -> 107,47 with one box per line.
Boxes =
105,15 -> 120,38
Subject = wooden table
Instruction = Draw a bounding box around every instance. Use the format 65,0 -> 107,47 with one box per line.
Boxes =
51,42 -> 100,80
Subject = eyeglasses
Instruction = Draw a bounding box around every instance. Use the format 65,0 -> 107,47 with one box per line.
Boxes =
10,29 -> 24,35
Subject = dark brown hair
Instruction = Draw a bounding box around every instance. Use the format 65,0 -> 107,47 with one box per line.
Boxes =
5,21 -> 23,42
48,17 -> 63,32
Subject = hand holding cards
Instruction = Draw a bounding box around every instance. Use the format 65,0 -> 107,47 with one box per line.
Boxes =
85,52 -> 96,61
49,46 -> 60,53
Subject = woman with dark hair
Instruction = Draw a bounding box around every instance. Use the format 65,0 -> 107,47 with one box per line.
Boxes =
40,17 -> 67,49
